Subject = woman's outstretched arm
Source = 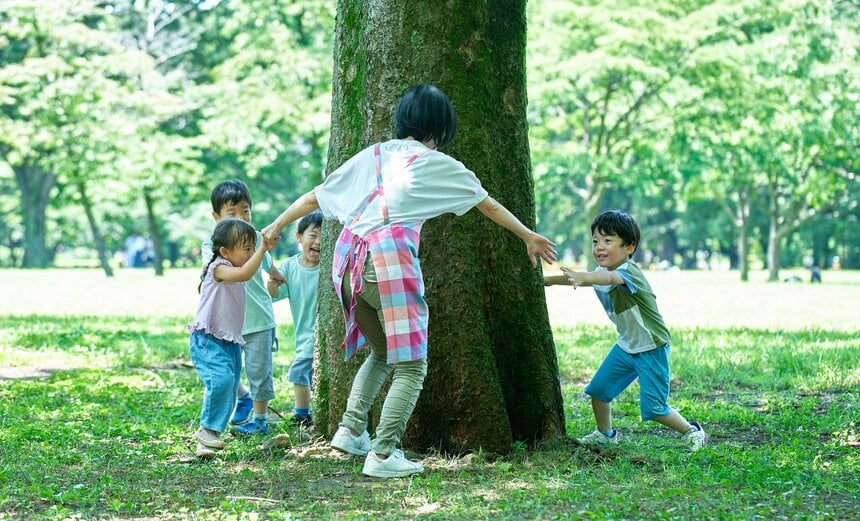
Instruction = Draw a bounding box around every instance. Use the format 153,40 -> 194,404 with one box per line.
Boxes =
262,190 -> 320,241
476,196 -> 557,267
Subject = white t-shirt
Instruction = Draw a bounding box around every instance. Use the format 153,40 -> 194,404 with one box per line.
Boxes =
315,139 -> 489,236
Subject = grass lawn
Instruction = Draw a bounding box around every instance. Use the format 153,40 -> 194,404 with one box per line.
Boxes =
0,269 -> 858,519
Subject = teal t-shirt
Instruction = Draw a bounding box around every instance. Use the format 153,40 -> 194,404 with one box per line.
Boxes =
592,260 -> 670,354
201,231 -> 275,335
272,254 -> 319,359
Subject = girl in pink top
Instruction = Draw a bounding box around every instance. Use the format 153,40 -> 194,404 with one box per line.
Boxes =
188,218 -> 277,459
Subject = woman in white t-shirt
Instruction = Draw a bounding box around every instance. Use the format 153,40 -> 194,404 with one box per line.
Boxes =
262,84 -> 556,478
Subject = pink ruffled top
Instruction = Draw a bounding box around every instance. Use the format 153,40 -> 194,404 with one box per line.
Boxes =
187,258 -> 246,345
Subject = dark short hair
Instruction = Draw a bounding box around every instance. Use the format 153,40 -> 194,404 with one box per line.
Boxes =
211,179 -> 252,214
395,84 -> 457,148
297,210 -> 323,234
591,210 -> 640,256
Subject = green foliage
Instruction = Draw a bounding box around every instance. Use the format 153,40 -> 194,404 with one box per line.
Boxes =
1,315 -> 857,519
527,0 -> 860,273
0,0 -> 858,271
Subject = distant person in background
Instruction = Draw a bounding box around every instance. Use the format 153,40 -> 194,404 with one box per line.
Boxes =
810,266 -> 822,283
544,209 -> 708,452
124,234 -> 146,268
189,219 -> 277,458
268,210 -> 323,429
201,180 -> 286,437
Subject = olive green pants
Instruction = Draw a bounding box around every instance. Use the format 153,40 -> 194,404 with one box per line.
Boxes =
340,270 -> 427,457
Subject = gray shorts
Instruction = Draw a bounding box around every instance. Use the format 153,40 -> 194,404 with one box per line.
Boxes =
288,357 -> 313,387
242,328 -> 276,402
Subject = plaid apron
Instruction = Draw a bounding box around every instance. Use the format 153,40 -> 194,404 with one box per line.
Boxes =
332,144 -> 429,363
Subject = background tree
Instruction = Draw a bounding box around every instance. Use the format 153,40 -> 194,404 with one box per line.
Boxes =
0,0 -> 135,267
528,0 -> 701,267
1,0 -> 858,274
314,0 -> 565,453
754,1 -> 859,281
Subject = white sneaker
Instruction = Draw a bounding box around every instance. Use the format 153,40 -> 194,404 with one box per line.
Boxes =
362,449 -> 424,478
195,428 -> 225,449
330,426 -> 371,456
195,442 -> 217,460
577,428 -> 620,446
682,421 -> 708,452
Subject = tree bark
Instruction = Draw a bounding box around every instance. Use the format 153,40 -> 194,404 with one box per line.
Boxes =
738,219 -> 749,282
767,217 -> 781,282
15,164 -> 55,268
315,0 -> 565,453
77,181 -> 114,277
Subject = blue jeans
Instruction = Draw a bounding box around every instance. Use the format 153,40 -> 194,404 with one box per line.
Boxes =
190,331 -> 243,433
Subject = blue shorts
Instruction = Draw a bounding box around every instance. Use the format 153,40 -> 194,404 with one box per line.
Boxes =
288,357 -> 313,387
242,328 -> 277,402
584,344 -> 673,421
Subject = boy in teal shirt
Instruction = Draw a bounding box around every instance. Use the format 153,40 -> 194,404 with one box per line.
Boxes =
268,211 -> 322,427
201,180 -> 285,435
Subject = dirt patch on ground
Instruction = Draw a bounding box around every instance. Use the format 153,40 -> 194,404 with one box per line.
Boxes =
0,363 -> 87,380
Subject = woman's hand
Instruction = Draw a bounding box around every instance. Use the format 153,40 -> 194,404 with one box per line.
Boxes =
524,232 -> 557,267
261,222 -> 282,242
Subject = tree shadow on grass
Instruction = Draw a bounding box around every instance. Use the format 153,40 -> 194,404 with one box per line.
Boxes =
0,362 -> 90,380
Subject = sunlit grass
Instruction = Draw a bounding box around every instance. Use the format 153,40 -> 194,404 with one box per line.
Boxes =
1,314 -> 857,519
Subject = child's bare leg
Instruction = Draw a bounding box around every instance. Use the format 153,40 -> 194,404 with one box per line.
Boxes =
592,398 -> 613,432
653,409 -> 693,434
253,399 -> 269,415
294,384 -> 310,410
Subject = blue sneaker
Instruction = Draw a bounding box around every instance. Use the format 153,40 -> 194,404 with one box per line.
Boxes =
231,417 -> 269,436
231,395 -> 253,425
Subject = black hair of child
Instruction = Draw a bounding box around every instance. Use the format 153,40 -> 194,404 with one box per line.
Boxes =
297,210 -> 323,234
211,179 -> 252,214
395,84 -> 457,149
591,210 -> 640,256
198,218 -> 257,293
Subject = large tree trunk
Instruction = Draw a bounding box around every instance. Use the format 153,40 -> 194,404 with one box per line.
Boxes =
77,181 -> 114,277
315,0 -> 565,454
15,164 -> 55,268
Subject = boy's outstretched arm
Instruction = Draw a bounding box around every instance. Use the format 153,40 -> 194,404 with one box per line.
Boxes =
543,274 -> 571,286
560,267 -> 624,289
476,196 -> 557,267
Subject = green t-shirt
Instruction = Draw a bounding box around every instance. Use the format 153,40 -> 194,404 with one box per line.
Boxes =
592,261 -> 670,354
201,231 -> 274,335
